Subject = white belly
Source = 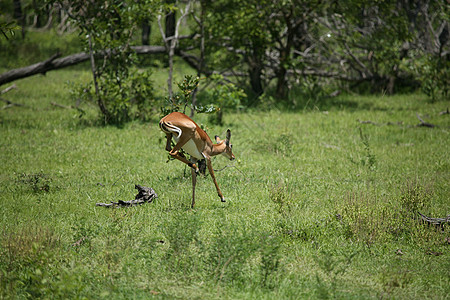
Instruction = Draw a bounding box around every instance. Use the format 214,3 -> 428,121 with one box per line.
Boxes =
173,136 -> 204,160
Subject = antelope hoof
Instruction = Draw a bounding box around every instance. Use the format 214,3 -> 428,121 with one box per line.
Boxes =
220,197 -> 226,203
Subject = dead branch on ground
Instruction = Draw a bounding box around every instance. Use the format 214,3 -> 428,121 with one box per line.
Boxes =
416,113 -> 436,128
96,185 -> 157,208
418,211 -> 450,230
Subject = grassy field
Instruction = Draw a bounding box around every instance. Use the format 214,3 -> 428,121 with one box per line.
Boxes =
0,69 -> 449,299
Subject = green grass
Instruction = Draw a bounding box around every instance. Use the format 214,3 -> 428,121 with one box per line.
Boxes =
1,70 -> 449,299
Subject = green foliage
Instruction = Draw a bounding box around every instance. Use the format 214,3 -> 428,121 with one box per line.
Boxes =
160,75 -> 225,120
160,75 -> 200,115
54,0 -> 160,124
71,69 -> 155,124
201,74 -> 246,124
408,54 -> 450,102
0,16 -> 19,40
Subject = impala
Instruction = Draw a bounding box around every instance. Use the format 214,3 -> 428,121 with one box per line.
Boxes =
159,111 -> 235,208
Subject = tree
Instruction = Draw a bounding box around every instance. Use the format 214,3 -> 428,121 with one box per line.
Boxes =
53,0 -> 160,123
191,0 -> 322,100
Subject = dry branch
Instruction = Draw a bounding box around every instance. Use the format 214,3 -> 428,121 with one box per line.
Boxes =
418,211 -> 450,228
438,108 -> 449,115
358,119 -> 403,126
96,185 -> 157,208
1,98 -> 25,109
0,84 -> 25,109
1,84 -> 17,94
416,113 -> 436,128
51,102 -> 75,109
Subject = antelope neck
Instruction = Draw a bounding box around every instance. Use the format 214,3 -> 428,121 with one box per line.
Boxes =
210,142 -> 226,156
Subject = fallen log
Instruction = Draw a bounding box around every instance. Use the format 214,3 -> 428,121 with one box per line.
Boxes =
96,184 -> 157,208
0,46 -> 167,86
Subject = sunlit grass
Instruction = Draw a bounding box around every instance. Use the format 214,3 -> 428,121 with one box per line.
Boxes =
0,70 -> 449,299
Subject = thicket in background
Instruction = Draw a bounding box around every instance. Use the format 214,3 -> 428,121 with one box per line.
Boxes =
0,0 -> 449,122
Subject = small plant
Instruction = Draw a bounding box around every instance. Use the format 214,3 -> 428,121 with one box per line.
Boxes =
313,249 -> 358,299
269,181 -> 293,217
359,127 -> 376,170
339,191 -> 394,247
160,75 -> 219,117
399,180 -> 432,214
275,133 -> 293,156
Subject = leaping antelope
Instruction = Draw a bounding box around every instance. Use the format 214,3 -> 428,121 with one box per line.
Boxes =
159,112 -> 235,208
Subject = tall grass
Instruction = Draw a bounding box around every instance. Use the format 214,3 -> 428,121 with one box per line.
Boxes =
0,70 -> 449,299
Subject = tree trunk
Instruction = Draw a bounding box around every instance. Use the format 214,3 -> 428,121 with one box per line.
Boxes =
275,11 -> 296,100
246,45 -> 264,98
142,20 -> 151,45
13,0 -> 26,39
165,9 -> 175,39
275,67 -> 288,99
249,63 -> 264,97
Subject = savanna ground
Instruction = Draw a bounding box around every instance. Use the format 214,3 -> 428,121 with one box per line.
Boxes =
0,68 -> 449,299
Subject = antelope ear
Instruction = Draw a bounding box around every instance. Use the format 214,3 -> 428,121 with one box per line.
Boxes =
215,135 -> 221,143
226,129 -> 231,141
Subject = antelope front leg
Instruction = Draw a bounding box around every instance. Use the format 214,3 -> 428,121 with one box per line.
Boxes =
205,158 -> 226,202
190,158 -> 197,208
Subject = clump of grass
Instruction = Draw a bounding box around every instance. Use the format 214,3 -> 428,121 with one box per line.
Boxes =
269,181 -> 293,217
203,223 -> 282,290
257,132 -> 294,157
337,180 -> 441,248
339,191 -> 388,248
155,214 -> 282,291
358,127 -> 376,170
377,263 -> 413,298
399,179 -> 432,215
16,172 -> 52,193
313,249 -> 358,299
0,226 -> 62,298
1,226 -> 60,268
160,211 -> 203,277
